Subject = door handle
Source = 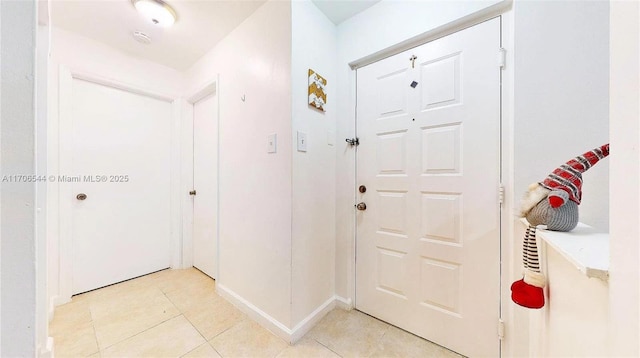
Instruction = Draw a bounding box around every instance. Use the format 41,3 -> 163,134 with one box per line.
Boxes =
356,202 -> 367,211
76,193 -> 87,201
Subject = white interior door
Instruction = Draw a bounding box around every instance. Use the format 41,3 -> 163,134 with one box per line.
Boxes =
192,92 -> 218,278
70,78 -> 172,294
355,18 -> 501,357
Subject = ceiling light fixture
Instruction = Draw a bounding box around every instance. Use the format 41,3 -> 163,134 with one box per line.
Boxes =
131,0 -> 177,27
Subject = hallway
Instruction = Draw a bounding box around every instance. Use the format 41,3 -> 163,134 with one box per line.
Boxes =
50,268 -> 462,357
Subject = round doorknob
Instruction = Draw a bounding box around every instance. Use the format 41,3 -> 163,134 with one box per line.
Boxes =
356,202 -> 367,211
76,193 -> 87,201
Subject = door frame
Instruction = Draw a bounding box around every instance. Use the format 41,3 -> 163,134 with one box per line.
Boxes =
56,66 -> 183,302
347,7 -> 516,357
181,76 -> 220,277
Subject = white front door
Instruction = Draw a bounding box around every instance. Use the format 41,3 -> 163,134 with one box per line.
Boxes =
192,92 -> 218,278
355,18 -> 501,357
69,78 -> 172,294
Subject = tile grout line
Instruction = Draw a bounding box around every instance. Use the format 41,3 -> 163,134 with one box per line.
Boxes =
161,288 -> 183,314
160,285 -> 213,358
209,342 -> 224,358
209,317 -> 247,341
207,318 -> 249,358
83,297 -> 102,356
269,334 -> 288,358
177,340 -> 211,358
105,271 -> 200,355
90,321 -> 101,356
177,299 -> 212,356
367,328 -> 388,358
99,314 -> 184,352
52,270 -> 198,356
313,338 -> 344,358
158,272 -> 247,357
181,313 -> 210,341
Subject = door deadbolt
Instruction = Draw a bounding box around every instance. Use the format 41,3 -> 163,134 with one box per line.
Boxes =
356,202 -> 367,211
359,185 -> 367,193
76,193 -> 87,201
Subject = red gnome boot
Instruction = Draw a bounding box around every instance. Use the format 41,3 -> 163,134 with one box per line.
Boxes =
511,273 -> 545,309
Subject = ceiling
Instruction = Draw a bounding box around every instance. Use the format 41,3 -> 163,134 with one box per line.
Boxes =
51,0 -> 267,71
50,0 -> 381,71
311,0 -> 380,25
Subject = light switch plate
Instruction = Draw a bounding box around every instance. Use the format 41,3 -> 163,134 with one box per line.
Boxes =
297,131 -> 307,152
267,134 -> 277,153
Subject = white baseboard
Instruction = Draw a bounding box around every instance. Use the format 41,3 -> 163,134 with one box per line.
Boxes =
38,337 -> 54,358
290,296 -> 336,343
216,283 -> 293,342
48,296 -> 57,322
48,295 -> 72,322
216,284 -> 345,344
54,294 -> 71,306
335,295 -> 353,310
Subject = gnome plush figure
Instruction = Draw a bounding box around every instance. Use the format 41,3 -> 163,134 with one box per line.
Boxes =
511,144 -> 610,309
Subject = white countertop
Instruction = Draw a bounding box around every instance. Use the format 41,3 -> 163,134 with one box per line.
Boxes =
520,218 -> 609,281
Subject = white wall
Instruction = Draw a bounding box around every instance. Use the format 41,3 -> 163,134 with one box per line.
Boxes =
1,4 -> 3,353
608,1 -> 639,356
336,0 -> 503,64
530,241 -> 609,357
47,27 -> 185,308
511,3 -> 611,355
186,0 -> 338,337
513,0 -> 610,232
49,28 -> 184,96
291,0 -> 337,328
334,0 -> 503,306
185,0 -> 293,330
36,9 -> 51,357
1,0 -> 37,355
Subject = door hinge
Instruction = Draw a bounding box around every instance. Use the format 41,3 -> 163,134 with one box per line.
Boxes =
346,137 -> 360,146
189,190 -> 197,196
499,183 -> 505,206
498,319 -> 505,340
498,48 -> 506,69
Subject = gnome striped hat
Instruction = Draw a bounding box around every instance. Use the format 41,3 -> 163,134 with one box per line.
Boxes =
540,144 -> 610,205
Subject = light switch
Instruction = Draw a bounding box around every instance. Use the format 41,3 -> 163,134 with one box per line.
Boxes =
267,134 -> 277,153
297,131 -> 307,152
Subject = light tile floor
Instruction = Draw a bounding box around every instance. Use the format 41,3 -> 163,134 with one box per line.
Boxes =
50,268 -> 463,358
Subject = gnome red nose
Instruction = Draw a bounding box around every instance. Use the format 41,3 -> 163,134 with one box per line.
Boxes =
548,195 -> 565,208
540,144 -> 610,205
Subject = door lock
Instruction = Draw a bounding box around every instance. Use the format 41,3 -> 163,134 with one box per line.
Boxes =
76,193 -> 87,201
345,138 -> 360,146
356,202 -> 367,211
358,185 -> 367,193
